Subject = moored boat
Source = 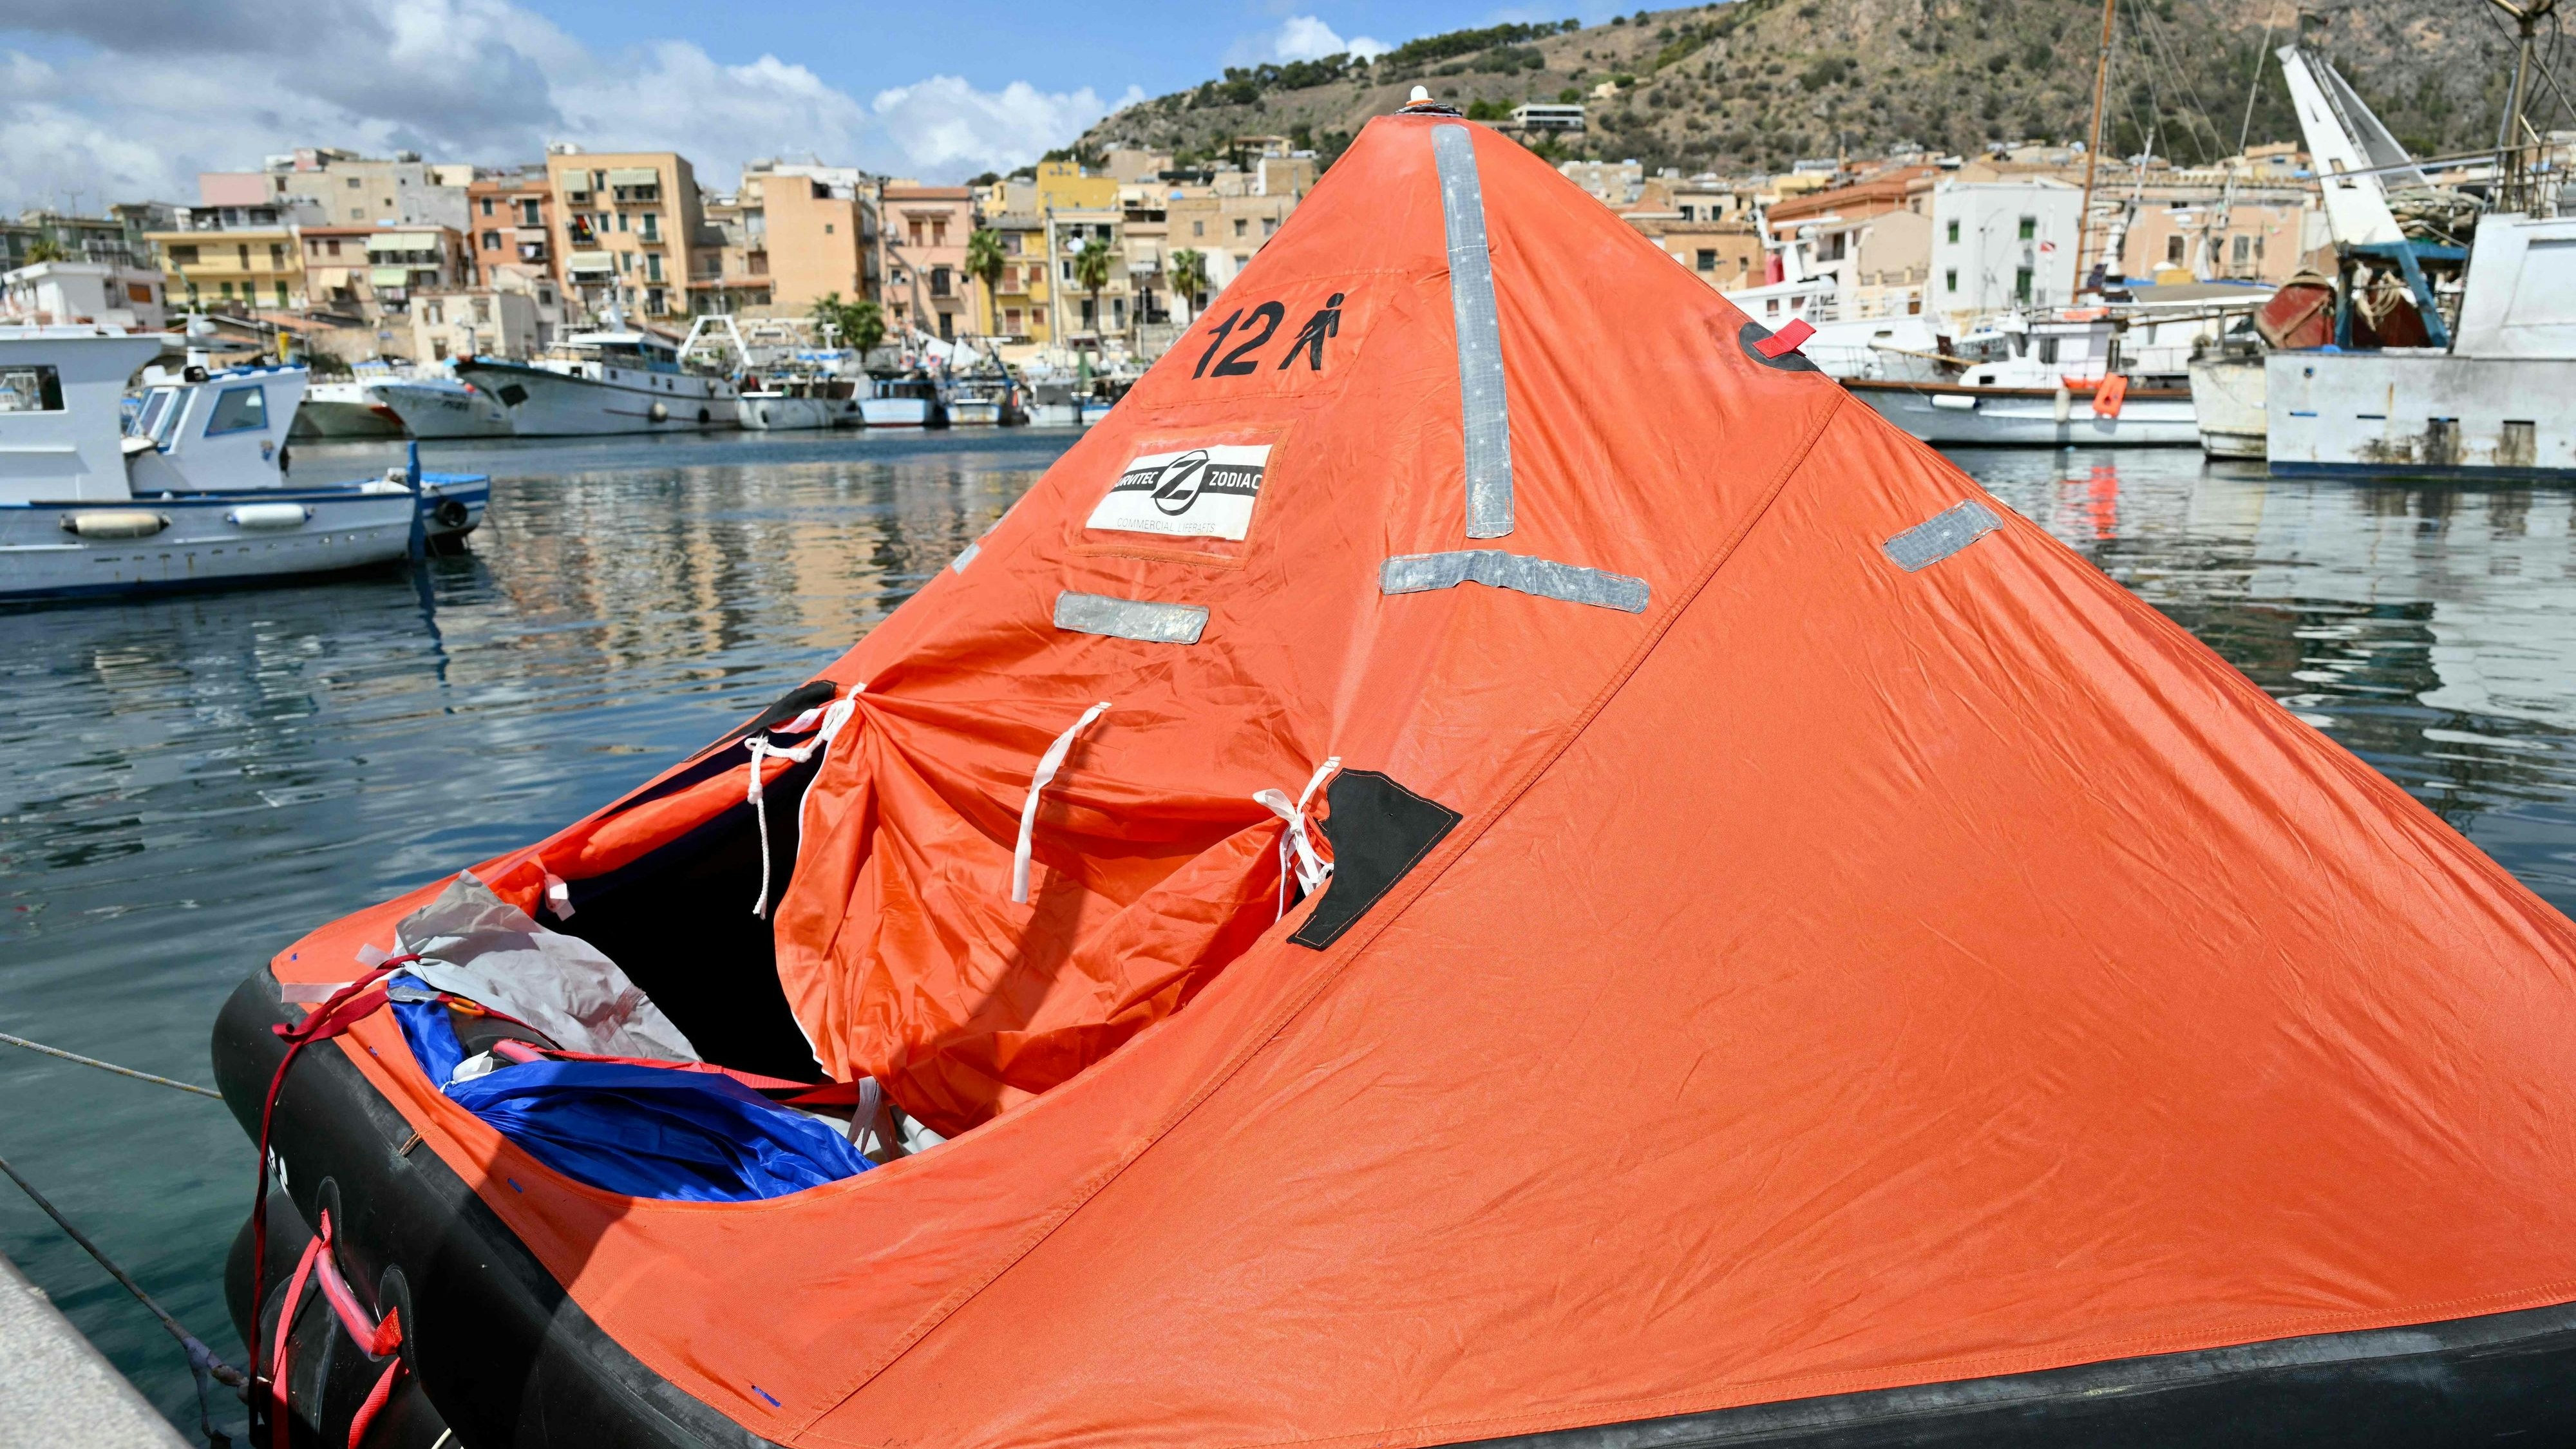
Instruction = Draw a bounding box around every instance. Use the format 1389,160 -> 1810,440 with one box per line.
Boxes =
2,323 -> 486,601
858,374 -> 945,428
209,102 -> 2576,1449
290,379 -> 406,439
369,376 -> 514,439
1843,312 -> 2198,446
455,329 -> 737,437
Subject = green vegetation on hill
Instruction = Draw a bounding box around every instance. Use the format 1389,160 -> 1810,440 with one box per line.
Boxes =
1083,1 -> 2514,179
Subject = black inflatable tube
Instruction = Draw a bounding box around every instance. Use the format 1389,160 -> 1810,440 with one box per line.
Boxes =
212,969 -> 784,1449
218,962 -> 2576,1447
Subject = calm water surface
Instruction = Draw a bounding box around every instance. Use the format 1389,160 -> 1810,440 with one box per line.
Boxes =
3,431 -> 2573,1431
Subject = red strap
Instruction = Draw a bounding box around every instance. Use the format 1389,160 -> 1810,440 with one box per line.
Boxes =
1752,318 -> 1815,359
345,1358 -> 406,1448
310,1211 -> 404,1356
251,954 -> 414,1430
268,1233 -> 323,1449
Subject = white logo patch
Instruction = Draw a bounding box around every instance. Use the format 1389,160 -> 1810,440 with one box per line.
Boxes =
1085,444 -> 1271,541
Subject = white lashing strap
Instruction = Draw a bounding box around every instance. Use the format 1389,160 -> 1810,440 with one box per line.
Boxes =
1013,701 -> 1112,904
747,690 -> 862,917
1254,756 -> 1341,920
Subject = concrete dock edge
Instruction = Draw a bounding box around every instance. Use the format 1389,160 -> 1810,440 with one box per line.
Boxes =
0,1251 -> 190,1447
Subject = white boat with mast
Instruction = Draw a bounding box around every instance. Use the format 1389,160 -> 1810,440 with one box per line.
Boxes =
679,316 -> 861,431
2257,1 -> 2576,480
368,370 -> 515,439
1,319 -> 487,601
452,298 -> 737,437
1721,210 -> 1949,382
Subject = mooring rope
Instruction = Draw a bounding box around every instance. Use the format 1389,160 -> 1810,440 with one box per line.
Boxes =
0,1149 -> 247,1445
0,1032 -> 223,1099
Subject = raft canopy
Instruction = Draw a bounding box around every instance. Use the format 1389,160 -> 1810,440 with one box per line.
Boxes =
264,106 -> 2576,1448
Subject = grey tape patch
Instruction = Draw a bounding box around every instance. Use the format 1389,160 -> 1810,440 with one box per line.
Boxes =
1052,591 -> 1209,644
1433,124 -> 1513,539
1884,500 -> 2004,573
1380,551 -> 1649,613
949,541 -> 981,573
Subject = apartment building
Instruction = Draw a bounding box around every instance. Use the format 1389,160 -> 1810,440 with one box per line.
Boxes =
1043,207 -> 1129,341
200,149 -> 469,231
299,225 -> 375,310
149,224 -> 305,311
1,211 -> 146,271
1928,178 -> 2084,328
2113,189 -> 2321,286
705,161 -> 877,314
545,147 -> 706,321
878,184 -> 975,341
1163,190 -> 1293,288
984,211 -> 1050,341
467,167 -> 558,290
412,287 -> 545,361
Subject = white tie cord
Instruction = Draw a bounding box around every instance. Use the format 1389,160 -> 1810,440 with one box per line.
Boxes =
1254,755 -> 1342,920
748,692 -> 862,916
1013,701 -> 1112,904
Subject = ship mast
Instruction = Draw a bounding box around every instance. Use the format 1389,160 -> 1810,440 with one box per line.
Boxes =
2490,0 -> 2561,214
2074,0 -> 2118,296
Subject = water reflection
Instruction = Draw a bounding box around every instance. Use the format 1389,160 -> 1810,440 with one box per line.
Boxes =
2,432 -> 2573,1430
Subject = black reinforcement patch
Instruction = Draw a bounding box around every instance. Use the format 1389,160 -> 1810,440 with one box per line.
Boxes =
1289,770 -> 1462,950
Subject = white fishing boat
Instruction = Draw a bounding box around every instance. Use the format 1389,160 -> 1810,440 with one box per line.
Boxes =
945,374 -> 1017,426
858,375 -> 945,429
369,376 -> 514,439
2260,28 -> 2576,480
2188,345 -> 2268,459
1843,312 -> 2199,446
735,379 -> 860,431
291,379 -> 405,439
453,328 -> 737,437
0,323 -> 487,601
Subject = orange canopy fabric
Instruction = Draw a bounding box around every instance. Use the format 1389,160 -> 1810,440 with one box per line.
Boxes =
277,111 -> 2576,1448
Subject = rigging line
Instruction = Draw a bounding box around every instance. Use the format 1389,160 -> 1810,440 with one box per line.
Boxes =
2236,14 -> 2280,157
0,1032 -> 223,1099
2131,0 -> 2229,164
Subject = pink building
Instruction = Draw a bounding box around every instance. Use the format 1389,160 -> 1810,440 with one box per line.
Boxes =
876,185 -> 976,342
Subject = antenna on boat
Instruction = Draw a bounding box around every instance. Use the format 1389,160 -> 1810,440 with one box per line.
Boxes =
2489,0 -> 2561,213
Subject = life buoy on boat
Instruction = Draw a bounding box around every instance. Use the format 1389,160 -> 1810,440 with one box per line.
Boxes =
431,497 -> 471,530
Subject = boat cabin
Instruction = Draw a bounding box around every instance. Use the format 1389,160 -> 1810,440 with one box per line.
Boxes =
0,326 -> 167,504
124,362 -> 308,495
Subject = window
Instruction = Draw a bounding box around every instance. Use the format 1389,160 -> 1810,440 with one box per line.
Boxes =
1005,307 -> 1022,332
2232,235 -> 2251,264
909,220 -> 925,246
205,386 -> 268,435
346,178 -> 361,189
1061,258 -> 1074,281
931,265 -> 951,298
645,287 -> 665,314
480,198 -> 495,217
933,220 -> 949,246
938,310 -> 953,340
2017,215 -> 2036,241
425,301 -> 444,325
2036,336 -> 2059,365
220,281 -> 236,299
645,252 -> 664,282
1944,268 -> 1957,292
0,365 -> 64,413
1192,220 -> 1204,237
237,243 -> 251,269
482,231 -> 501,251
639,214 -> 659,241
520,199 -> 542,227
1233,218 -> 1247,237
274,281 -> 288,307
351,208 -> 364,220
1946,220 -> 1959,244
1696,249 -> 1717,270
2166,234 -> 2184,264
616,212 -> 628,232
1680,205 -> 1695,221
824,223 -> 834,235
1262,218 -> 1277,235
1081,298 -> 1096,327
2014,266 -> 2034,303
325,239 -> 341,257
171,244 -> 198,265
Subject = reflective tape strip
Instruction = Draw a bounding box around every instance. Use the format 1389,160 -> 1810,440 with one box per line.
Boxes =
1052,591 -> 1209,644
1434,124 -> 1513,539
1380,551 -> 1649,613
1883,500 -> 2004,573
949,541 -> 980,573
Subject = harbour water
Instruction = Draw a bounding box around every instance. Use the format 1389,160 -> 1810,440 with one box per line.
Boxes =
4,431 -> 2574,1429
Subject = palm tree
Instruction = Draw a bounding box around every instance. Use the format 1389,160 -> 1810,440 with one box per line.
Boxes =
1166,249 -> 1209,326
23,238 -> 70,265
810,292 -> 886,357
965,228 -> 1006,337
1073,235 -> 1113,342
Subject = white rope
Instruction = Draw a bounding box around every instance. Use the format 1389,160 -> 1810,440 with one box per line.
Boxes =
748,692 -> 862,916
1254,755 -> 1341,920
1013,701 -> 1111,904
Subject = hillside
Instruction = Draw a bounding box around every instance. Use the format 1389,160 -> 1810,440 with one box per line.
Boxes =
1077,1 -> 2518,178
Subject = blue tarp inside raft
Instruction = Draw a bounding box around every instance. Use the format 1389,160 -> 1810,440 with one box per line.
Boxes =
392,999 -> 872,1202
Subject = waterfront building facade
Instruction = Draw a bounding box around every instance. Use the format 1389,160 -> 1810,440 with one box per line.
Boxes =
1928,178 -> 2083,329
411,287 -> 545,361
878,184 -> 976,342
468,167 -> 559,292
149,223 -> 305,312
544,147 -> 706,322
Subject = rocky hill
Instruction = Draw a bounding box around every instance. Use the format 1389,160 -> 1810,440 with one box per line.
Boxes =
1076,1 -> 2519,178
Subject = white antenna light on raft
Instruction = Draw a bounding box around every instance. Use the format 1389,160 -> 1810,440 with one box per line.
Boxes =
1409,86 -> 1430,104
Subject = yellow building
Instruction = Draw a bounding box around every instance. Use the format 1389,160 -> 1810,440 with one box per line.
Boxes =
544,148 -> 707,322
149,227 -> 303,312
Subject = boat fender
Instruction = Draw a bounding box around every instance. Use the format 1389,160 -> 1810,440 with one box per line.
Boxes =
1736,320 -> 1822,374
697,406 -> 710,424
431,498 -> 469,530
227,502 -> 313,531
60,510 -> 170,540
648,401 -> 668,423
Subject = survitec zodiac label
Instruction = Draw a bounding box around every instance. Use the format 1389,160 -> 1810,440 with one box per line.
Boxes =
1085,444 -> 1271,540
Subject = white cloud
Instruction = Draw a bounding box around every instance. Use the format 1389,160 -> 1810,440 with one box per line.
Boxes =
1229,15 -> 1390,68
0,0 -> 1124,209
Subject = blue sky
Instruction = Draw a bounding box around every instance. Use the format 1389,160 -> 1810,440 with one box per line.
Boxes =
0,2 -> 1638,212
